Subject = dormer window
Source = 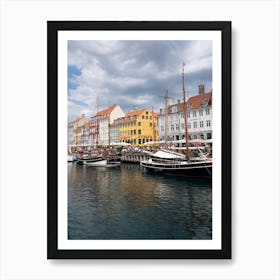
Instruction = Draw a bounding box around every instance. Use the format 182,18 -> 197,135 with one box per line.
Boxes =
201,98 -> 208,107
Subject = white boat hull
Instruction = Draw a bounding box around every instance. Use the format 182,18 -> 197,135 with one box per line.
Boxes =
84,159 -> 107,166
67,155 -> 74,162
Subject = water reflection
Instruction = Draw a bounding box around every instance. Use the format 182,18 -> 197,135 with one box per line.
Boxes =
68,163 -> 212,240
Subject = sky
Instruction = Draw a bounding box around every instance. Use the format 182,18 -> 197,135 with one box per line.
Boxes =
68,40 -> 212,122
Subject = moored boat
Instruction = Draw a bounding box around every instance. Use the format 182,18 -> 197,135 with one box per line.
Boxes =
140,150 -> 212,178
76,150 -> 107,166
80,157 -> 107,166
68,155 -> 74,162
140,63 -> 212,179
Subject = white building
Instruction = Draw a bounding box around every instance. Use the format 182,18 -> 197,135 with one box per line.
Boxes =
95,104 -> 124,146
158,88 -> 212,144
110,119 -> 121,144
68,121 -> 75,148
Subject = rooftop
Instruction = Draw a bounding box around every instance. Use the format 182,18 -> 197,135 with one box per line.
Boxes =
96,104 -> 118,116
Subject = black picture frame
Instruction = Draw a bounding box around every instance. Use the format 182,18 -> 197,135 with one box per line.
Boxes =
47,21 -> 231,259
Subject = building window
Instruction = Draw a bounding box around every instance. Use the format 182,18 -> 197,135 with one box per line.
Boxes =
181,123 -> 184,129
142,115 -> 144,119
138,129 -> 141,135
193,122 -> 197,128
201,99 -> 208,107
176,124 -> 179,130
206,108 -> 210,115
207,133 -> 212,139
206,120 -> 211,127
187,123 -> 191,129
138,139 -> 141,144
200,121 -> 204,128
150,123 -> 152,127
193,111 -> 197,118
199,110 -> 203,116
138,122 -> 141,126
171,125 -> 174,131
187,112 -> 190,118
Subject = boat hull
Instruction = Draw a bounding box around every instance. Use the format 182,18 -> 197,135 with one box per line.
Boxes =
140,160 -> 212,179
84,159 -> 107,166
67,155 -> 74,162
76,157 -> 106,166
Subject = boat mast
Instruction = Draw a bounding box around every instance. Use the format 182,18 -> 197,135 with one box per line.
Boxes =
152,106 -> 156,153
164,90 -> 169,149
182,62 -> 189,160
108,97 -> 111,149
96,93 -> 99,151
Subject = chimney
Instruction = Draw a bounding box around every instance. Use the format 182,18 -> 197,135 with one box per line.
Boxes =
199,84 -> 205,95
160,108 -> 163,115
177,99 -> 180,103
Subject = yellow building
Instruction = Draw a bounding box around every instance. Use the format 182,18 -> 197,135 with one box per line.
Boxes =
73,114 -> 87,147
119,108 -> 158,146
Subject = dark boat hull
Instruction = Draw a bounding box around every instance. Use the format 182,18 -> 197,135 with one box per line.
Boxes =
140,161 -> 212,179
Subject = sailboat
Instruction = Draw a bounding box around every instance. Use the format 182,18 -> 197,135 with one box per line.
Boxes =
77,98 -> 120,167
140,63 -> 212,179
76,95 -> 108,166
67,146 -> 74,162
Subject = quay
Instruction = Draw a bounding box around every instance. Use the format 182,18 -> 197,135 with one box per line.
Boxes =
121,151 -> 153,163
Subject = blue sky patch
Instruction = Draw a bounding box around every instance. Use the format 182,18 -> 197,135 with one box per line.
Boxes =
68,65 -> 81,91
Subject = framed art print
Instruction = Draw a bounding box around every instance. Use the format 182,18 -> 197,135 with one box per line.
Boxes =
47,21 -> 231,259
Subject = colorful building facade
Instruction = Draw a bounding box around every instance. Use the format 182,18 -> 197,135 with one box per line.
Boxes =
96,104 -> 125,146
158,87 -> 212,143
73,114 -> 87,147
118,108 -> 158,146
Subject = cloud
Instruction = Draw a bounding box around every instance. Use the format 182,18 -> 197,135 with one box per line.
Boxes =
68,40 -> 212,121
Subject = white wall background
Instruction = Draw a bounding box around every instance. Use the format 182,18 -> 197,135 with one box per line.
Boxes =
0,0 -> 279,279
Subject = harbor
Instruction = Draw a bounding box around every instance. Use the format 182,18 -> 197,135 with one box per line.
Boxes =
67,41 -> 214,240
68,161 -> 212,240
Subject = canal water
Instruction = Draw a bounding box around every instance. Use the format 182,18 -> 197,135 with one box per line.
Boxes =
68,163 -> 212,240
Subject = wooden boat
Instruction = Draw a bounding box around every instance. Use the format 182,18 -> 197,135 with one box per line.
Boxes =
140,63 -> 212,179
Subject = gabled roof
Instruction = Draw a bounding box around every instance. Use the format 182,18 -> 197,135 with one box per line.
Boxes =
75,117 -> 84,122
164,92 -> 212,114
168,103 -> 185,114
75,115 -> 87,125
187,92 -> 212,110
84,122 -> 90,129
97,104 -> 117,116
125,109 -> 146,118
